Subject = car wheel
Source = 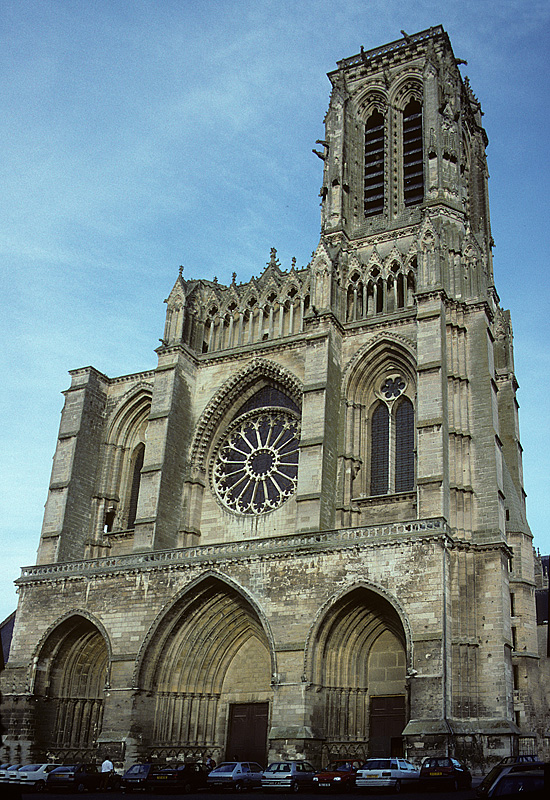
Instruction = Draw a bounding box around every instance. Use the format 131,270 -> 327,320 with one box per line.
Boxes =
235,781 -> 245,792
76,783 -> 87,793
394,780 -> 401,794
291,781 -> 300,793
182,782 -> 193,794
35,781 -> 46,793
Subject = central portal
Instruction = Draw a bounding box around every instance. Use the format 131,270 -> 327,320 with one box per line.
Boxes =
226,702 -> 269,765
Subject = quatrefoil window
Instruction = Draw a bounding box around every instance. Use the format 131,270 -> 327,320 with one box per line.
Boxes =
381,376 -> 406,399
213,409 -> 300,515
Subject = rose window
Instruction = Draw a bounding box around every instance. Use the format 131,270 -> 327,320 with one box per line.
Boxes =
213,409 -> 300,515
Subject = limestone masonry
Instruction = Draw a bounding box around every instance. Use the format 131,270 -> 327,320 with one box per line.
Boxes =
2,26 -> 549,772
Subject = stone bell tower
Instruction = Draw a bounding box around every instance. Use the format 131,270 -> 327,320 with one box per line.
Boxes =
310,27 -> 516,543
308,26 -> 537,758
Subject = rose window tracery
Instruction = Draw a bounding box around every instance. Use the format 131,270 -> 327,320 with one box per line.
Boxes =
213,409 -> 300,515
381,376 -> 406,399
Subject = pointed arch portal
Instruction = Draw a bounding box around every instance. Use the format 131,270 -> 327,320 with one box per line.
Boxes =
137,576 -> 273,763
309,586 -> 408,759
34,615 -> 109,758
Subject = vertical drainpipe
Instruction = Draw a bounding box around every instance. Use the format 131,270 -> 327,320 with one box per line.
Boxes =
442,537 -> 451,754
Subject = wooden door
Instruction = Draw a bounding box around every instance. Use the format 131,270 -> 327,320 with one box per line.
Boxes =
369,695 -> 405,757
226,702 -> 269,765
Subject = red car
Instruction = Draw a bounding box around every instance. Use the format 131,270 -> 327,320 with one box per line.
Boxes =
313,760 -> 362,791
420,756 -> 472,791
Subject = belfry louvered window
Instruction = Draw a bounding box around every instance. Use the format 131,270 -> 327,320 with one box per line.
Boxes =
403,99 -> 424,206
370,390 -> 415,496
364,110 -> 385,216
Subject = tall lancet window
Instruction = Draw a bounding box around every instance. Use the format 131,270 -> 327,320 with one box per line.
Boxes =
403,99 -> 424,206
364,110 -> 385,216
370,404 -> 389,494
127,443 -> 145,529
395,397 -> 415,491
370,380 -> 415,495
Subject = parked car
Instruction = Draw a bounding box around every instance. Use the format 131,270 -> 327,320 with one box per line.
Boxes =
0,765 -> 21,783
9,763 -> 58,792
355,758 -> 419,793
313,759 -> 362,791
484,765 -> 546,797
46,763 -> 122,793
262,761 -> 317,792
121,763 -> 165,792
420,756 -> 472,791
147,762 -> 209,793
476,758 -> 545,798
207,761 -> 264,791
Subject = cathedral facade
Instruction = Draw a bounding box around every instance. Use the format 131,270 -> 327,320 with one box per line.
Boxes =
2,27 -> 548,771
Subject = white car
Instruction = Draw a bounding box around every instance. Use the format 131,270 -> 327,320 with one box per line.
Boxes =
355,758 -> 419,793
10,763 -> 59,792
0,765 -> 22,783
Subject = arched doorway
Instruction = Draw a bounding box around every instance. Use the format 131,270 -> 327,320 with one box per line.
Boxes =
137,576 -> 273,764
309,587 -> 408,761
34,615 -> 109,759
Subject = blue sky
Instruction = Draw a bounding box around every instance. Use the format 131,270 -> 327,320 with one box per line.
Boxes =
1,0 -> 549,622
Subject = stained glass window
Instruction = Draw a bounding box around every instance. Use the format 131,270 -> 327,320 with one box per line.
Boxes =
370,404 -> 389,495
395,398 -> 414,492
213,410 -> 300,514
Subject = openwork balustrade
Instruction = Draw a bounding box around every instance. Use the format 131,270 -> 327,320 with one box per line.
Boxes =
18,519 -> 450,583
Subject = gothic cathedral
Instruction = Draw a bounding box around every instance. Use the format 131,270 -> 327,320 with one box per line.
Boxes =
2,27 -> 548,771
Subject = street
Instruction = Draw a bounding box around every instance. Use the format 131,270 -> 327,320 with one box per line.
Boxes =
27,789 -> 480,800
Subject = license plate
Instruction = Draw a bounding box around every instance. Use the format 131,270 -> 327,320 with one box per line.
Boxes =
431,772 -> 442,776
320,783 -> 331,787
367,774 -> 379,778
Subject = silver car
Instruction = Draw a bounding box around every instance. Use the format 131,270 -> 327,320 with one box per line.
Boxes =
262,761 -> 316,792
207,761 -> 264,791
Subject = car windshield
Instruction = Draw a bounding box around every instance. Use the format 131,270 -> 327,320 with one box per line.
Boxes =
363,760 -> 392,770
479,765 -> 502,789
424,758 -> 452,768
53,767 -> 74,773
127,765 -> 149,775
267,763 -> 292,772
20,765 -> 41,771
497,774 -> 544,793
212,763 -> 237,773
